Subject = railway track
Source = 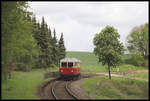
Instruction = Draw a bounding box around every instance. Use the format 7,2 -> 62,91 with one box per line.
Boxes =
38,78 -> 79,100
51,80 -> 78,100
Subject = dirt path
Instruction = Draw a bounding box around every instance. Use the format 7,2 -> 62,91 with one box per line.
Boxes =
96,70 -> 148,81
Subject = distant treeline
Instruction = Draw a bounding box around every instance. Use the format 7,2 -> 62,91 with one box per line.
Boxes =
2,1 -> 65,80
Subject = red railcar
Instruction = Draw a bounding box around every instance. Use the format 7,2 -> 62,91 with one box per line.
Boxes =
60,58 -> 81,79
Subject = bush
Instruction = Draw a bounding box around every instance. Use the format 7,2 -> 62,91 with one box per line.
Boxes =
142,59 -> 149,67
15,63 -> 26,71
125,54 -> 148,68
131,55 -> 144,66
51,64 -> 58,68
15,63 -> 31,72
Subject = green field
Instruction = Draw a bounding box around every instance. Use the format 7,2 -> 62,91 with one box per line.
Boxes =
1,68 -> 58,99
66,51 -> 146,73
81,76 -> 148,99
1,51 -> 148,99
130,72 -> 149,79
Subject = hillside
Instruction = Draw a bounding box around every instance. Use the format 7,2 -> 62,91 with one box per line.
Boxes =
66,51 -> 100,67
66,51 -> 130,66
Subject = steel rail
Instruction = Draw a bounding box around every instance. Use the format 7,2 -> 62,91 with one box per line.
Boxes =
51,81 -> 78,100
65,81 -> 79,100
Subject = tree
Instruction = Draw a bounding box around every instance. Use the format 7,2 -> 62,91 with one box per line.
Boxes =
2,1 -> 39,79
52,28 -> 59,66
58,32 -> 66,62
38,16 -> 48,68
47,27 -> 53,67
127,23 -> 149,67
93,25 -> 124,80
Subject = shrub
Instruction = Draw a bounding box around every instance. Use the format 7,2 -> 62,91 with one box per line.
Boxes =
51,64 -> 58,68
15,63 -> 31,72
142,59 -> 149,67
130,55 -> 144,66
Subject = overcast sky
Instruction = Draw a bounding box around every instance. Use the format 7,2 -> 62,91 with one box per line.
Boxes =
28,1 -> 148,52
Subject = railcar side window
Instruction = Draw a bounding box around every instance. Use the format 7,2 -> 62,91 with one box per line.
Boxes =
61,62 -> 67,67
68,62 -> 73,68
74,62 -> 77,67
77,63 -> 80,67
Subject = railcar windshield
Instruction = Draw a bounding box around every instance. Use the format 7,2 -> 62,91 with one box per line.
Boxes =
61,62 -> 67,67
68,62 -> 73,68
61,62 -> 80,68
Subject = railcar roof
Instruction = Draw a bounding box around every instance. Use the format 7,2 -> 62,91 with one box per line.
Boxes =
60,57 -> 81,62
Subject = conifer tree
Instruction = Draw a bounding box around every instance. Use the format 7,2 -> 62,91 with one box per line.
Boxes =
39,16 -> 47,68
47,27 -> 53,67
58,32 -> 66,62
52,28 -> 58,66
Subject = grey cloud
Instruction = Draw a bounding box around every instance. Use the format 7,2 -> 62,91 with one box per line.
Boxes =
28,2 -> 148,52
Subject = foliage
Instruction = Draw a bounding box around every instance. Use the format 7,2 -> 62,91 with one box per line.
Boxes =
58,33 -> 66,62
1,1 -> 39,79
51,29 -> 59,66
93,25 -> 125,79
1,1 -> 66,80
127,23 -> 149,67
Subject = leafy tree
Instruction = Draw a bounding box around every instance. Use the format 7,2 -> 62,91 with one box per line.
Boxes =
127,23 -> 149,67
58,32 -> 66,62
93,26 -> 124,80
2,1 -> 39,79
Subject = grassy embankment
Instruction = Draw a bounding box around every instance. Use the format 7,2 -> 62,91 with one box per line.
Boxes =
2,67 -> 58,99
81,76 -> 148,99
129,72 -> 149,79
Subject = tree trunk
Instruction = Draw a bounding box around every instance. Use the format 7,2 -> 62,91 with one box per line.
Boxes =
4,71 -> 7,80
108,64 -> 111,80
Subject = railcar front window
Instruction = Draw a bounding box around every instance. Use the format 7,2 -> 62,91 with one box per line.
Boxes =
68,62 -> 73,67
61,62 -> 67,67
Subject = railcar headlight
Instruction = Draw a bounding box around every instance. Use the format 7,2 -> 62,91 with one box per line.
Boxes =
61,70 -> 63,72
71,70 -> 73,72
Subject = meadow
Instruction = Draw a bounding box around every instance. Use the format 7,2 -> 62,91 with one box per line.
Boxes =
1,51 -> 148,99
1,68 -> 58,99
81,76 -> 148,99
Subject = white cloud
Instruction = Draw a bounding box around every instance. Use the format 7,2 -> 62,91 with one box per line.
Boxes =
28,1 -> 148,52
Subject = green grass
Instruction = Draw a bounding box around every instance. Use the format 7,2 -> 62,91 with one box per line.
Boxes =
81,76 -> 148,99
66,51 -> 100,67
130,72 -> 149,79
1,67 -> 57,99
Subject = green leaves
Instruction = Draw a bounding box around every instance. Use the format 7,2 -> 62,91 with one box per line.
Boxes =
93,25 -> 124,79
2,1 -> 41,79
94,25 -> 124,67
58,33 -> 66,62
127,23 -> 148,67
